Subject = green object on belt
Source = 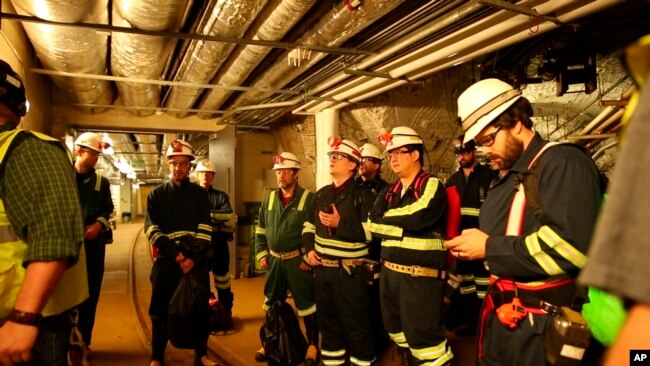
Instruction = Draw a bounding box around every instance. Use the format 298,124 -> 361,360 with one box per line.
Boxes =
582,287 -> 627,346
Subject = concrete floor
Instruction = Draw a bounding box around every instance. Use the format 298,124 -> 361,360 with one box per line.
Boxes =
89,219 -> 477,366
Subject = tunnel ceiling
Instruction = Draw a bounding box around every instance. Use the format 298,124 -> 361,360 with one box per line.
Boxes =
2,0 -> 649,183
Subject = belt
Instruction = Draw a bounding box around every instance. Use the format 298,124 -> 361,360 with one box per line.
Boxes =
269,248 -> 304,260
383,260 -> 446,278
320,258 -> 356,268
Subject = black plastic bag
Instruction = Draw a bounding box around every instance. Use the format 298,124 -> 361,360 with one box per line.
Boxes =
167,270 -> 210,349
259,301 -> 307,366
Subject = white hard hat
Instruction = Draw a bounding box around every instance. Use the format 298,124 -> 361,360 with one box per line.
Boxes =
359,143 -> 382,160
327,137 -> 361,163
378,126 -> 423,151
75,132 -> 108,153
195,159 -> 216,173
272,152 -> 302,170
166,139 -> 195,160
457,78 -> 522,144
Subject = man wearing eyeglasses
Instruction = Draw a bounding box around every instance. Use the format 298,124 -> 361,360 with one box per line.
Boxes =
144,140 -> 215,366
303,138 -> 378,366
72,132 -> 114,359
254,152 -> 318,365
445,79 -> 601,366
444,135 -> 497,337
368,126 -> 452,366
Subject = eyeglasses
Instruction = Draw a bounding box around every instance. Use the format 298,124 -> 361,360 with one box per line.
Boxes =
80,147 -> 101,157
329,153 -> 348,161
474,127 -> 501,147
168,161 -> 190,168
361,158 -> 379,164
387,149 -> 412,159
275,169 -> 294,176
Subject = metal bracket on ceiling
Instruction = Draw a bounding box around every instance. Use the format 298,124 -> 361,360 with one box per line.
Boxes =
477,0 -> 563,26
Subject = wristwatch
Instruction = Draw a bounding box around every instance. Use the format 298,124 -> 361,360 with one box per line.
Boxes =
8,309 -> 43,326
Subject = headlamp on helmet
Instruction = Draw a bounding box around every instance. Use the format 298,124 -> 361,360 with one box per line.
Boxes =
272,152 -> 302,170
75,132 -> 109,153
453,135 -> 476,154
327,136 -> 361,162
377,126 -> 423,151
166,139 -> 195,160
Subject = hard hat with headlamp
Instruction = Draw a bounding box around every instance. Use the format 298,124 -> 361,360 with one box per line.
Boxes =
457,78 -> 522,144
75,132 -> 110,153
166,139 -> 195,160
359,143 -> 383,160
453,134 -> 476,154
272,152 -> 302,170
0,60 -> 28,120
327,136 -> 361,163
195,159 -> 216,173
377,126 -> 423,151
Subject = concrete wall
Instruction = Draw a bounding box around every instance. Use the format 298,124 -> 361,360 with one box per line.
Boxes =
0,0 -> 54,135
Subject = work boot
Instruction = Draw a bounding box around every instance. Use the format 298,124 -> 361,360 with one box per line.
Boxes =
304,344 -> 318,366
150,361 -> 162,366
254,347 -> 266,362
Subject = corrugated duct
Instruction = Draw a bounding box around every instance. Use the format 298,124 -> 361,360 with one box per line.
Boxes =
227,0 -> 406,110
10,0 -> 114,112
111,0 -> 190,116
133,134 -> 160,175
163,0 -> 269,118
195,0 -> 317,119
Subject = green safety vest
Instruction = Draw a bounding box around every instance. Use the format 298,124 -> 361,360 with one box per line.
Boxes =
0,129 -> 88,318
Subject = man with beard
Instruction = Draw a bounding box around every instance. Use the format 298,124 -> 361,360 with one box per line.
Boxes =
357,143 -> 389,196
303,139 -> 377,366
73,132 -> 114,358
254,152 -> 318,366
444,135 -> 497,336
194,159 -> 235,332
445,79 -> 601,366
145,140 -> 215,366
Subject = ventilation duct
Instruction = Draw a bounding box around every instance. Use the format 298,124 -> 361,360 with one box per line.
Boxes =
195,0 -> 317,119
111,0 -> 189,116
228,0 -> 406,110
10,0 -> 114,112
163,0 -> 269,118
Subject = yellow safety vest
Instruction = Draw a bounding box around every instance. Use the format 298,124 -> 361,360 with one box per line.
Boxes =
0,129 -> 88,318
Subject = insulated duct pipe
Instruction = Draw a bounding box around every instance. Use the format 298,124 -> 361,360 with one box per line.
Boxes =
196,0 -> 318,119
303,0 -> 622,113
228,0 -> 406,111
10,0 -> 114,112
164,0 -> 269,118
111,0 -> 190,116
293,0 -> 479,114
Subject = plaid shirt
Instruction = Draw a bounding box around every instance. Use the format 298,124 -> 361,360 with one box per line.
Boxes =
0,124 -> 84,265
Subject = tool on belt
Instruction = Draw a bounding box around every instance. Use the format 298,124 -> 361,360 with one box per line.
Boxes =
321,258 -> 381,285
478,278 -> 592,366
